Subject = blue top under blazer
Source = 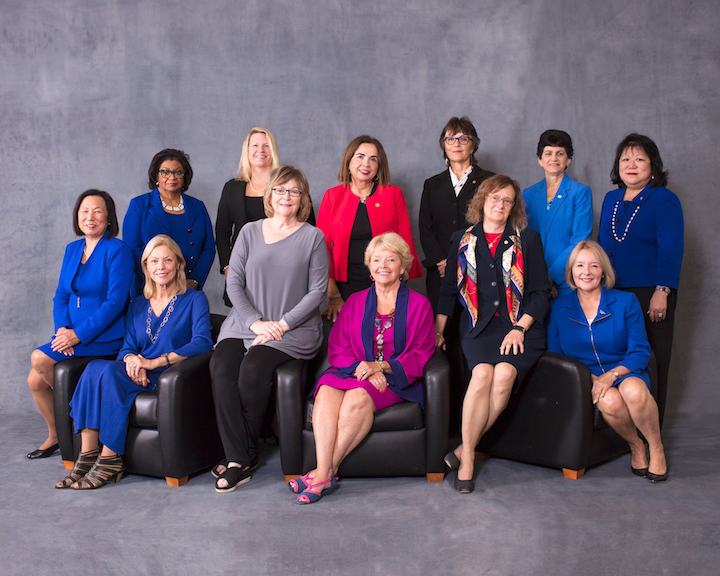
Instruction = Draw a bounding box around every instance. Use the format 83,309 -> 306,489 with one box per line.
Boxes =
597,185 -> 683,289
53,234 -> 134,344
522,174 -> 593,295
547,287 -> 651,386
122,188 -> 216,294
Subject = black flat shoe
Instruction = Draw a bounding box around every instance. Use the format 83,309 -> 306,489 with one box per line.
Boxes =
444,451 -> 460,471
631,466 -> 648,478
454,475 -> 475,494
646,469 -> 668,483
27,443 -> 59,459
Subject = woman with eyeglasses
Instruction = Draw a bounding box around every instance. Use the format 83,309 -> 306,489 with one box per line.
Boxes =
435,175 -> 552,493
418,116 -> 495,433
123,148 -> 215,295
317,135 -> 422,322
209,165 -> 329,493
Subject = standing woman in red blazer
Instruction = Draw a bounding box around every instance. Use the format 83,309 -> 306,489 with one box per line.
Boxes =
317,135 -> 422,321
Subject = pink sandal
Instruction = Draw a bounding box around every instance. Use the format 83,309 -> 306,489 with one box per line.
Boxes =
296,477 -> 337,505
288,473 -> 312,494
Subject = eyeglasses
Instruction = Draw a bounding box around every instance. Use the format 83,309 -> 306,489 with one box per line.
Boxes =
443,135 -> 474,145
487,194 -> 515,207
272,187 -> 302,197
158,169 -> 185,179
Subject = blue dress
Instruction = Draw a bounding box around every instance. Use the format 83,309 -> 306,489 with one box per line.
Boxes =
37,234 -> 134,362
547,288 -> 651,388
69,288 -> 212,454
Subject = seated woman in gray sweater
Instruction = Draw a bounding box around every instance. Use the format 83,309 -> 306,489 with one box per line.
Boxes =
209,165 -> 330,493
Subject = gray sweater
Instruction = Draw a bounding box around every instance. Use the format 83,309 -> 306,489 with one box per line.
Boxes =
218,220 -> 329,359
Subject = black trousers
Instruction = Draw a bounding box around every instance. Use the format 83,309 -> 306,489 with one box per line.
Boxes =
210,339 -> 293,465
621,286 -> 677,426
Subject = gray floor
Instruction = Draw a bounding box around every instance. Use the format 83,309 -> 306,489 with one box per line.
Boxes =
2,413 -> 719,576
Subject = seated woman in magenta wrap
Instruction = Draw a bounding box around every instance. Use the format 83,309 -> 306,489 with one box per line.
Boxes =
288,233 -> 435,504
27,190 -> 133,460
548,241 -> 667,482
55,235 -> 212,490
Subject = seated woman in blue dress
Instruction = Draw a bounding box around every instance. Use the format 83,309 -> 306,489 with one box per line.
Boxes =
288,233 -> 435,504
547,240 -> 667,482
123,148 -> 216,294
27,190 -> 133,460
55,235 -> 212,490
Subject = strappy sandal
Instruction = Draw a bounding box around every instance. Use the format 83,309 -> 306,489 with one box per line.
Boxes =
215,465 -> 253,493
288,473 -> 312,494
72,454 -> 125,490
296,477 -> 337,505
55,448 -> 100,489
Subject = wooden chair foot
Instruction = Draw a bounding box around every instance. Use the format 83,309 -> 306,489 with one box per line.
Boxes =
285,474 -> 300,483
474,451 -> 490,462
63,460 -> 75,470
562,468 -> 585,480
427,473 -> 445,482
165,476 -> 188,487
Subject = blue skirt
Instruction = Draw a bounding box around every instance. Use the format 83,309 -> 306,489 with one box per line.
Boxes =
36,338 -> 123,363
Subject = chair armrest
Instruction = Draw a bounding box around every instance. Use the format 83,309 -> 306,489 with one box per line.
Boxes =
422,348 -> 451,474
155,351 -> 221,478
276,359 -> 307,476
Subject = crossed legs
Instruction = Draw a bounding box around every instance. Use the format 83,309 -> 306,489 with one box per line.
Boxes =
28,350 -> 59,450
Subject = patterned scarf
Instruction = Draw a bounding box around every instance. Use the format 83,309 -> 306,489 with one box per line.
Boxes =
457,228 -> 479,329
502,232 -> 525,324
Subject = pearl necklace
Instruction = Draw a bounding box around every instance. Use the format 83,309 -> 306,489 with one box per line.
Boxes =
611,201 -> 641,242
249,179 -> 265,194
161,195 -> 184,212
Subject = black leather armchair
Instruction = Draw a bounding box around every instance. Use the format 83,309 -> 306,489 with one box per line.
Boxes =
476,351 -> 659,479
276,334 -> 451,483
53,314 -> 225,486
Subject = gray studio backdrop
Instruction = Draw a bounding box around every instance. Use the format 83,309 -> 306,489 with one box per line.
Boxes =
2,0 -> 718,422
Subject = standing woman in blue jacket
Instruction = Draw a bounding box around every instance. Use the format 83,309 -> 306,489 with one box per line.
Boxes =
548,241 -> 667,481
522,130 -> 593,298
598,134 -> 683,424
27,190 -> 134,459
123,149 -> 216,295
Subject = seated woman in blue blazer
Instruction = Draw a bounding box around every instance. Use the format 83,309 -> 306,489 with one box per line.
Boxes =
123,148 -> 215,295
522,130 -> 593,298
27,190 -> 134,460
547,241 -> 667,482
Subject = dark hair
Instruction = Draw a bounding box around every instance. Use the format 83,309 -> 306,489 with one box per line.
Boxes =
465,174 -> 527,231
536,129 -> 574,158
72,190 -> 119,238
147,148 -> 194,191
338,135 -> 390,187
439,116 -> 479,164
610,133 -> 668,188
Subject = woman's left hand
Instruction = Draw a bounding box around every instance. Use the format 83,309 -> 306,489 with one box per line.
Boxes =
648,290 -> 668,323
354,360 -> 381,381
591,372 -> 615,404
500,329 -> 525,355
187,278 -> 200,290
368,372 -> 388,393
51,327 -> 80,354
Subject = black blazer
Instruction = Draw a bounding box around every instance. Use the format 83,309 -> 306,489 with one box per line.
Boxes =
215,179 -> 317,273
437,223 -> 552,339
418,165 -> 495,269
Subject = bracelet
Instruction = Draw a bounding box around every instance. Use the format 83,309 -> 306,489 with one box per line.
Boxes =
436,332 -> 444,338
163,354 -> 170,367
655,285 -> 671,294
511,325 -> 526,333
122,354 -> 134,362
328,293 -> 342,300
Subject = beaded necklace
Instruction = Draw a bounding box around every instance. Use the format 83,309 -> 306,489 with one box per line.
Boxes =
146,295 -> 178,344
611,200 -> 641,242
374,308 -> 395,362
161,195 -> 184,212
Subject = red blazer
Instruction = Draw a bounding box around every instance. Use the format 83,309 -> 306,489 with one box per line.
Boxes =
317,184 -> 423,282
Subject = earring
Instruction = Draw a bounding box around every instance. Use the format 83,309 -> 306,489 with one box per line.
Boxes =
156,181 -> 159,186
445,157 -> 450,167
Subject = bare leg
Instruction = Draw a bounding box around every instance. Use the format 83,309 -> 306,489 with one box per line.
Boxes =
617,378 -> 666,475
330,388 -> 375,472
306,386 -> 347,485
597,384 -> 650,470
28,350 -> 59,449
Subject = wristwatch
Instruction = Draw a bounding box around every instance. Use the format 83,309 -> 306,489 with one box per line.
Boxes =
655,285 -> 671,294
611,370 -> 620,379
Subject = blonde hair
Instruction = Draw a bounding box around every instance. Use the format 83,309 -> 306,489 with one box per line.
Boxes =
262,165 -> 312,223
466,174 -> 527,231
141,235 -> 188,299
364,233 -> 414,282
236,128 -> 280,182
565,240 -> 616,290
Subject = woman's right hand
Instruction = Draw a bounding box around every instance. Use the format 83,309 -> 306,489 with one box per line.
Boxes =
322,296 -> 344,322
249,320 -> 287,341
368,372 -> 388,393
124,354 -> 150,387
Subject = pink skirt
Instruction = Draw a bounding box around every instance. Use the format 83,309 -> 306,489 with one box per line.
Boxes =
314,372 -> 404,411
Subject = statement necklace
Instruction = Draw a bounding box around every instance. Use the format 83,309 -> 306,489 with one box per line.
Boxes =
146,295 -> 178,344
161,195 -> 184,212
374,308 -> 395,362
611,200 -> 641,242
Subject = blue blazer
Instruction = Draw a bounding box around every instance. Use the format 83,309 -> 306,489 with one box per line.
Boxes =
53,234 -> 134,344
522,174 -> 593,294
547,287 -> 651,382
122,189 -> 216,293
